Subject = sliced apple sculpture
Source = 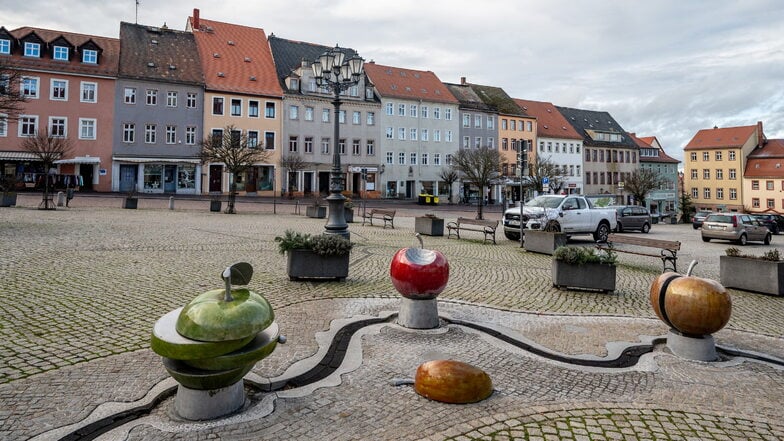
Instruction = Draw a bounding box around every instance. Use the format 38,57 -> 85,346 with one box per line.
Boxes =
390,234 -> 450,298
151,262 -> 281,390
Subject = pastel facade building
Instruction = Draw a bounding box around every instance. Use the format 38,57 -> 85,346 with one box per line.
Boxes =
631,133 -> 680,215
743,137 -> 784,214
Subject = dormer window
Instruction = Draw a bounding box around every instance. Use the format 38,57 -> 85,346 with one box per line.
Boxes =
24,42 -> 40,57
289,78 -> 299,90
0,39 -> 10,55
82,49 -> 98,64
53,46 -> 69,61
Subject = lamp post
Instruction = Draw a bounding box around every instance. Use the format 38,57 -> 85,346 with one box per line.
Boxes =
311,46 -> 364,238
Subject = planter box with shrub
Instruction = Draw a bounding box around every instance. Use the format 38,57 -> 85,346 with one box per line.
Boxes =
275,230 -> 352,281
551,246 -> 617,293
720,248 -> 784,296
524,229 -> 568,255
306,205 -> 327,218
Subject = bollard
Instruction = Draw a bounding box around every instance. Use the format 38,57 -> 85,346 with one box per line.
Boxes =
56,191 -> 65,207
169,196 -> 175,210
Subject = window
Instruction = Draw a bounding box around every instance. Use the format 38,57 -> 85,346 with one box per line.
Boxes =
488,138 -> 494,148
53,45 -> 69,59
703,169 -> 710,179
398,104 -> 405,116
446,154 -> 453,166
768,199 -> 775,209
0,39 -> 10,54
322,109 -> 330,122
434,130 -> 441,142
0,113 -> 7,136
729,169 -> 737,179
704,188 -> 711,199
264,132 -> 275,150
410,128 -> 417,141
715,151 -> 722,161
488,116 -> 494,129
474,114 -> 482,129
212,97 -> 224,115
410,152 -> 417,165
526,121 -> 532,131
24,42 -> 40,57
716,188 -> 724,200
187,92 -> 197,108
289,105 -> 299,120
211,129 -> 224,146
305,106 -> 314,121
352,139 -> 361,155
304,137 -> 313,153
474,137 -> 481,148
421,106 -> 428,118
511,120 -> 516,131
185,126 -> 196,145
230,99 -> 242,116
51,79 -> 68,100
385,102 -> 393,115
339,139 -> 346,155
366,139 -> 375,156
752,180 -> 759,190
729,151 -> 736,161
366,111 -> 375,125
353,111 -> 360,124
463,136 -> 469,148
386,152 -> 393,164
385,127 -> 393,139
79,118 -> 96,140
123,123 -> 135,143
339,110 -> 346,124
265,102 -> 276,118
398,152 -> 405,165
145,124 -> 156,143
124,87 -> 136,104
716,169 -> 723,180
433,107 -> 440,119
81,82 -> 97,103
245,131 -> 258,148
145,89 -> 157,105
289,136 -> 298,152
730,188 -> 737,200
164,125 -> 176,144
321,138 -> 330,154
690,169 -> 697,179
767,180 -> 774,190
82,49 -> 97,64
398,128 -> 406,140
445,108 -> 452,120
702,152 -> 709,161
446,131 -> 453,142
463,114 -> 470,128
49,117 -> 66,137
752,198 -> 760,208
690,152 -> 697,161
421,129 -> 428,141
691,188 -> 698,198
420,153 -> 428,165
433,153 -> 441,165
246,100 -> 259,118
22,77 -> 39,98
410,104 -> 417,117
502,119 -> 508,130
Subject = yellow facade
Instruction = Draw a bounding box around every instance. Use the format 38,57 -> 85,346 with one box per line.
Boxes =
743,177 -> 784,214
682,137 -> 757,212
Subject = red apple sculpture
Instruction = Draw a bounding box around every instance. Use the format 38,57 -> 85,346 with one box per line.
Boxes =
390,234 -> 449,299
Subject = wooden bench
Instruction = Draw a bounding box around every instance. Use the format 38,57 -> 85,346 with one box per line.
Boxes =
446,217 -> 499,244
361,208 -> 396,229
597,233 -> 681,273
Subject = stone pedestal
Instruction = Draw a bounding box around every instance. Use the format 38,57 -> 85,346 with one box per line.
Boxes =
174,381 -> 245,420
667,329 -> 717,361
398,297 -> 439,329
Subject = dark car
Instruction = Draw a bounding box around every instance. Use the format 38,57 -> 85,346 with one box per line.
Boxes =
614,205 -> 652,233
751,214 -> 784,235
692,211 -> 712,229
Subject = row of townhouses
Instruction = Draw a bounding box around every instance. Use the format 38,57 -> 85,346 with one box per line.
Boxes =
1,9 -> 781,215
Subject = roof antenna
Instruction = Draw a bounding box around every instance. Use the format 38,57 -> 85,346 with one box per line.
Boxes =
135,0 -> 140,24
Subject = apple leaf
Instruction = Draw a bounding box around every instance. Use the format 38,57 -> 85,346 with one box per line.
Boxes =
222,262 -> 253,285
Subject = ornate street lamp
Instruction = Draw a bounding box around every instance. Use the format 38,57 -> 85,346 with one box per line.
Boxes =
311,45 -> 364,238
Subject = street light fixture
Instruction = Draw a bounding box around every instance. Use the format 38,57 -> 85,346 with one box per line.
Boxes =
311,45 -> 364,239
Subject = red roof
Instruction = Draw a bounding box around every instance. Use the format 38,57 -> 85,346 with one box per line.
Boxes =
190,17 -> 282,97
745,139 -> 784,178
630,133 -> 680,164
514,99 -> 582,140
684,125 -> 757,150
364,62 -> 457,104
8,26 -> 119,76
639,136 -> 657,146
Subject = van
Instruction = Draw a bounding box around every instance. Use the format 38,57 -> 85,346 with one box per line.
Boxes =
614,206 -> 652,233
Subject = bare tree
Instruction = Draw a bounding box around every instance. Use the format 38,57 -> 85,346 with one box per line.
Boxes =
438,166 -> 459,204
624,169 -> 665,207
451,148 -> 502,220
521,155 -> 568,195
21,129 -> 72,210
200,125 -> 271,214
0,61 -> 27,121
279,153 -> 307,199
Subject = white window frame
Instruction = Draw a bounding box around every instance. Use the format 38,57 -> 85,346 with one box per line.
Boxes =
474,114 -> 482,128
322,108 -> 330,123
19,115 -> 38,137
289,105 -> 299,120
124,87 -> 136,104
421,129 -> 428,141
421,153 -> 429,165
48,116 -> 67,138
410,152 -> 417,165
352,111 -> 360,124
0,113 -> 7,137
82,49 -> 98,64
80,81 -> 97,103
446,131 -> 453,142
53,46 -> 69,61
230,98 -> 242,117
186,92 -> 197,108
434,130 -> 441,142
78,118 -> 96,140
247,131 -> 259,148
434,153 -> 441,165
385,102 -> 393,115
445,108 -> 452,120
304,137 -> 313,153
145,124 -> 156,144
433,107 -> 441,119
398,128 -> 406,140
366,111 -> 375,125
50,79 -> 68,101
398,152 -> 406,165
487,116 -> 494,129
421,106 -> 428,118
21,76 -> 39,99
385,127 -> 393,139
366,139 -> 375,156
305,106 -> 314,121
165,125 -> 176,144
123,123 -> 135,143
386,151 -> 393,164
24,42 -> 40,57
410,104 -> 417,118
166,91 -> 178,107
0,39 -> 10,55
410,128 -> 417,141
185,126 -> 196,145
398,103 -> 405,116
145,89 -> 157,106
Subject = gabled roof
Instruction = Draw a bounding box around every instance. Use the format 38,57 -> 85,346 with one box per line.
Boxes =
468,83 -> 526,116
364,62 -> 457,104
268,35 -> 357,90
189,17 -> 282,97
119,22 -> 203,85
514,98 -> 582,139
7,26 -> 119,76
556,105 -> 637,148
745,139 -> 784,178
630,133 -> 680,164
443,82 -> 494,112
684,125 -> 757,150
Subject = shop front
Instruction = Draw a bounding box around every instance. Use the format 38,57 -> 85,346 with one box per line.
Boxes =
113,158 -> 201,194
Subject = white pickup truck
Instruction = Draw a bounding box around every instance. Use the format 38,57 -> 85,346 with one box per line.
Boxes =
502,195 -> 617,242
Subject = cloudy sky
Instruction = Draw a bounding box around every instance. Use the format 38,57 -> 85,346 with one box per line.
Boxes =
4,0 -> 783,162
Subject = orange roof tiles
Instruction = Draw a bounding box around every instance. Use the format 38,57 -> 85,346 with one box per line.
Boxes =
190,17 -> 282,97
630,133 -> 680,163
364,62 -> 457,104
684,125 -> 757,150
514,98 -> 582,140
745,139 -> 784,178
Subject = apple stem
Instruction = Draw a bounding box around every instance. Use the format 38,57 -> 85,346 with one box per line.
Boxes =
416,233 -> 423,249
222,267 -> 234,302
686,260 -> 698,276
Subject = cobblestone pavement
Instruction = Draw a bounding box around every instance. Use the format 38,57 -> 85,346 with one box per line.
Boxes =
1,194 -> 783,440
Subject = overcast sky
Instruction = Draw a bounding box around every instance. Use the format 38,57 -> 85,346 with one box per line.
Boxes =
4,0 -> 783,163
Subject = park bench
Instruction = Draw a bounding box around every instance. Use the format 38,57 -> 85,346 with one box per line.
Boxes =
361,208 -> 396,229
446,217 -> 499,244
596,233 -> 681,273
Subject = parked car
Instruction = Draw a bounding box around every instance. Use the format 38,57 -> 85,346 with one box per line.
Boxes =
502,195 -> 617,242
701,213 -> 772,245
614,205 -> 652,233
692,211 -> 712,229
751,214 -> 784,235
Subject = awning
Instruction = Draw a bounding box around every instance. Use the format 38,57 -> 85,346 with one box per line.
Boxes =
113,157 -> 201,164
54,156 -> 101,164
0,151 -> 40,161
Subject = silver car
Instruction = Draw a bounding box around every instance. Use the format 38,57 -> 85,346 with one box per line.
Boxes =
701,213 -> 772,245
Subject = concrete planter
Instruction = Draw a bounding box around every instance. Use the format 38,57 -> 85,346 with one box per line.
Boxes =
306,206 -> 326,218
344,207 -> 354,223
210,200 -> 222,212
524,230 -> 568,255
123,197 -> 138,209
415,216 -> 444,236
286,249 -> 349,281
1,193 -> 17,207
552,260 -> 616,293
720,255 -> 784,296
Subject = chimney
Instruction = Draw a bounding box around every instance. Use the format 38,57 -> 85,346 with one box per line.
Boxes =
757,121 -> 764,147
193,8 -> 200,30
460,76 -> 467,85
